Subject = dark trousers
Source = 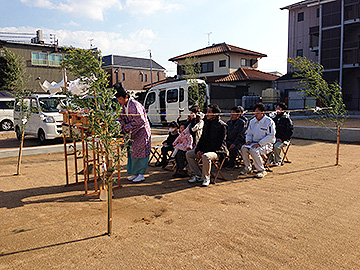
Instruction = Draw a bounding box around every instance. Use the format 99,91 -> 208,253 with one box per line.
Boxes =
161,145 -> 173,163
227,143 -> 241,166
175,150 -> 187,170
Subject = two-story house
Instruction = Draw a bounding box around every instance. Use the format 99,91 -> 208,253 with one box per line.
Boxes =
102,55 -> 166,94
278,0 -> 360,110
0,32 -> 67,92
169,43 -> 279,109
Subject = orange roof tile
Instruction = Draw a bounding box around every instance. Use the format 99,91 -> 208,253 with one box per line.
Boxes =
215,68 -> 280,82
169,43 -> 267,61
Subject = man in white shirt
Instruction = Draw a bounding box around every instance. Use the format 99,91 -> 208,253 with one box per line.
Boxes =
240,103 -> 276,178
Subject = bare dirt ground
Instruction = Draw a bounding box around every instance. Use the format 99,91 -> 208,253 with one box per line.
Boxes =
1,139 -> 360,269
293,118 -> 360,128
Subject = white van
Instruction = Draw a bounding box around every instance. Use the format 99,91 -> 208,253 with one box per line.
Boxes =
143,79 -> 209,125
0,97 -> 15,131
14,94 -> 66,144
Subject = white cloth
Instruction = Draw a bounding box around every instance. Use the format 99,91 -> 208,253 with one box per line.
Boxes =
245,115 -> 276,146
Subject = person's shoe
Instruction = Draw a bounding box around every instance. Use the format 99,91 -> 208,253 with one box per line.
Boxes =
133,174 -> 145,182
201,178 -> 210,187
274,162 -> 282,166
128,174 -> 138,181
256,171 -> 267,178
161,161 -> 169,169
240,168 -> 252,175
188,175 -> 202,183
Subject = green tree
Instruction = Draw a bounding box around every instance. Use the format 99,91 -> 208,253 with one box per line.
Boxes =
0,48 -> 33,175
182,57 -> 207,111
288,57 -> 347,165
61,47 -> 130,235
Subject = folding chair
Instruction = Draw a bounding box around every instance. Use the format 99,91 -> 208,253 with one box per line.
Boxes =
261,152 -> 273,172
281,141 -> 292,165
148,145 -> 162,166
210,155 -> 227,184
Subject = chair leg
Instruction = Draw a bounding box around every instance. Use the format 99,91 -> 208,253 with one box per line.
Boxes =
281,143 -> 291,165
212,158 -> 226,184
262,153 -> 273,172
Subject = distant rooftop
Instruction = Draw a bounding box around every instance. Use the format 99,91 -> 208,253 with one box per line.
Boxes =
169,42 -> 267,62
281,0 -> 327,10
216,68 -> 280,82
102,55 -> 165,70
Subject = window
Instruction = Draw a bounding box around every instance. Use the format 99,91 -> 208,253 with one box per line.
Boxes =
48,54 -> 62,66
200,62 -> 214,73
144,92 -> 155,110
219,60 -> 226,67
316,8 -> 320,18
298,12 -> 304,22
296,49 -> 303,57
0,100 -> 14,109
140,73 -> 143,82
157,73 -> 160,82
179,88 -> 184,102
241,58 -> 247,67
122,73 -> 125,81
145,74 -> 147,82
167,89 -> 178,103
31,52 -> 47,65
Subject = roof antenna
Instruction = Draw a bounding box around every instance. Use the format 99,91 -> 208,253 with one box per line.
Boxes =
205,32 -> 212,46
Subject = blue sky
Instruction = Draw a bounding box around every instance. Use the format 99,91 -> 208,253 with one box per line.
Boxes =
0,0 -> 296,76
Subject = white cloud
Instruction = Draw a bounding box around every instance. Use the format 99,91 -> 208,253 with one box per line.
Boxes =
124,0 -> 181,15
0,26 -> 157,57
63,21 -> 80,27
20,0 -> 122,21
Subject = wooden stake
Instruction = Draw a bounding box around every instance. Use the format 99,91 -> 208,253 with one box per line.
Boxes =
16,131 -> 25,175
336,125 -> 340,166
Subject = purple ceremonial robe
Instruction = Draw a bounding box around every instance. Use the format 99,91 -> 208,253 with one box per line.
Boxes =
120,98 -> 151,159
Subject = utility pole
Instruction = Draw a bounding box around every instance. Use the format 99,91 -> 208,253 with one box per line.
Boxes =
149,49 -> 153,87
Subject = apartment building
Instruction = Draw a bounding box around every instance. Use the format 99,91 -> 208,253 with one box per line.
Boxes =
102,55 -> 166,93
279,0 -> 360,110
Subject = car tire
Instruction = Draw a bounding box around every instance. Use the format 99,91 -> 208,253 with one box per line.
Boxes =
1,119 -> 13,131
15,126 -> 22,141
38,129 -> 47,144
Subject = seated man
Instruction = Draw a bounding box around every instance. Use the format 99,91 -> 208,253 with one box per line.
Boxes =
186,104 -> 227,187
155,121 -> 179,168
226,106 -> 247,168
272,103 -> 293,166
240,103 -> 275,178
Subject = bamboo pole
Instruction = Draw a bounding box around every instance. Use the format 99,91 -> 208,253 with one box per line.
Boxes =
107,172 -> 113,236
336,125 -> 340,166
16,131 -> 25,175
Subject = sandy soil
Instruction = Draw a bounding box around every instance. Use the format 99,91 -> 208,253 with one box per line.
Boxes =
293,118 -> 360,128
1,139 -> 360,269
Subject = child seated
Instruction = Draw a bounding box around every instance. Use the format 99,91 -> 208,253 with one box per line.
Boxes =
172,123 -> 193,178
155,121 -> 179,168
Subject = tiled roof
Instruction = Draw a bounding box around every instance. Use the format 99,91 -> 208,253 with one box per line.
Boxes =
102,55 -> 165,70
169,43 -> 267,61
215,68 -> 280,82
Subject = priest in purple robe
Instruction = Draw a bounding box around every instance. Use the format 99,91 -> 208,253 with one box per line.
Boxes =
114,83 -> 151,182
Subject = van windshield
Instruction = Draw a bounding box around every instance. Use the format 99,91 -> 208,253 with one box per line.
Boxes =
39,97 -> 65,112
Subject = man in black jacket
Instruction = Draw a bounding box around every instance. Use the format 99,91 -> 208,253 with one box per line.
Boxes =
226,106 -> 247,168
186,104 -> 227,186
272,103 -> 293,166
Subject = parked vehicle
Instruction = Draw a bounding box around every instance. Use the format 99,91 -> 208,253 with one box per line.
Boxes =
0,97 -> 15,131
143,79 -> 209,125
14,94 -> 66,144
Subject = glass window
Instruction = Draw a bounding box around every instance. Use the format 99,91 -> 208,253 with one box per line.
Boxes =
179,88 -> 184,102
31,52 -> 47,65
298,12 -> 304,22
219,60 -> 226,67
122,73 -> 125,81
167,89 -> 178,103
296,49 -> 303,57
144,92 -> 156,110
0,101 -> 14,109
48,54 -> 62,66
157,73 -> 160,82
39,97 -> 64,112
200,62 -> 214,73
145,74 -> 147,82
140,73 -> 143,82
241,58 -> 247,67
